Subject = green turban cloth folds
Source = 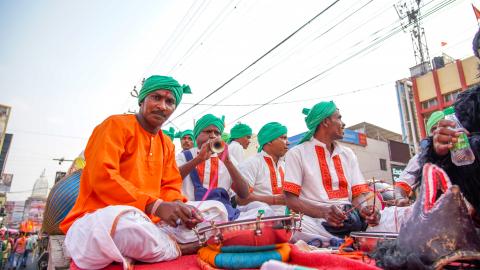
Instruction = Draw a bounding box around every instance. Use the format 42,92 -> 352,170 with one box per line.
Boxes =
300,101 -> 337,144
175,129 -> 196,147
193,114 -> 225,139
221,132 -> 231,142
138,75 -> 191,106
257,122 -> 288,152
162,127 -> 175,140
229,123 -> 253,143
426,110 -> 445,135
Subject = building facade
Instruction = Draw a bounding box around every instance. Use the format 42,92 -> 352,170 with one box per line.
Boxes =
396,55 -> 480,151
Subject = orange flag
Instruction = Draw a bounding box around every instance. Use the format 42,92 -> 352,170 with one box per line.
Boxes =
472,4 -> 480,21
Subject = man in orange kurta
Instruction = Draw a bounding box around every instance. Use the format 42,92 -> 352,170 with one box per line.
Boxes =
60,76 -> 227,270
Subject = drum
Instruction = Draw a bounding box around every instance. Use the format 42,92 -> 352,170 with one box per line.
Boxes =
350,231 -> 398,252
193,214 -> 302,247
42,170 -> 81,234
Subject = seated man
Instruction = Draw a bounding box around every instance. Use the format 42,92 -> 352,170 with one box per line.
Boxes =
176,129 -> 195,152
60,76 -> 227,269
283,101 -> 380,243
228,122 -> 253,163
237,122 -> 289,215
394,110 -> 444,206
176,114 -> 273,220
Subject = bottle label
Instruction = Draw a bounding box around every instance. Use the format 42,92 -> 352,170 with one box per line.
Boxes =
453,133 -> 470,151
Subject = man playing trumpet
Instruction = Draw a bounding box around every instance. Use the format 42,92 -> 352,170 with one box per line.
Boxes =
176,114 -> 274,220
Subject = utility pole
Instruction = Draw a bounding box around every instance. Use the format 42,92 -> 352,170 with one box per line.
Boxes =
395,0 -> 431,76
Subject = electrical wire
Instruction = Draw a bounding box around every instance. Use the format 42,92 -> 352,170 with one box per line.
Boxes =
166,0 -> 343,124
228,0 -> 457,125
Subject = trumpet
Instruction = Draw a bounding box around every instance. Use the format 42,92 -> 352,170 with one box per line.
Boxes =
209,138 -> 225,153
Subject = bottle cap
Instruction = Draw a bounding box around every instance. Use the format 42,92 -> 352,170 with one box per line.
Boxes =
443,106 -> 455,115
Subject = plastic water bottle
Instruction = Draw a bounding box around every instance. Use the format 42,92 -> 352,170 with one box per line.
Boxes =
443,107 -> 475,166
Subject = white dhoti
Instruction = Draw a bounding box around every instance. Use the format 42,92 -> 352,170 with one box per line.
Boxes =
65,201 -> 228,269
237,201 -> 276,220
367,205 -> 413,233
290,215 -> 335,245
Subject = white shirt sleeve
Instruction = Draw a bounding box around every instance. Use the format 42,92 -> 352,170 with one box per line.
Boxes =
238,157 -> 258,187
346,148 -> 366,187
229,142 -> 245,163
284,147 -> 303,195
396,154 -> 419,187
176,151 -> 187,166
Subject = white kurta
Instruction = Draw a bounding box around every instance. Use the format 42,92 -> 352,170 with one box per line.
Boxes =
395,154 -> 419,195
229,140 -> 245,163
176,147 -> 238,201
284,138 -> 369,205
239,151 -> 286,215
283,138 -> 370,243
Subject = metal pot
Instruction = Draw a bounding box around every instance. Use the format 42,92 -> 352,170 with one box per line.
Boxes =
350,231 -> 398,252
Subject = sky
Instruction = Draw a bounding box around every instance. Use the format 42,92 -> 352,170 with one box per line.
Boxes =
0,0 -> 478,200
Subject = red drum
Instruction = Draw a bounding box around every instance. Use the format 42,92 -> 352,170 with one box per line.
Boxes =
350,231 -> 398,252
193,214 -> 302,247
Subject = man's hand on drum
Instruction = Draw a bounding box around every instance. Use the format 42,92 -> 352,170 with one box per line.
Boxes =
320,205 -> 346,227
433,119 -> 470,156
155,201 -> 203,229
360,205 -> 380,227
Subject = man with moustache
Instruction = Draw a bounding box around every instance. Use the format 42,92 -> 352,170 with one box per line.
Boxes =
237,122 -> 289,215
176,129 -> 195,152
283,101 -> 380,243
60,76 -> 227,269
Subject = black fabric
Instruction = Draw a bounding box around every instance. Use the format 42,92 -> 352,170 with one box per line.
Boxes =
321,205 -> 367,238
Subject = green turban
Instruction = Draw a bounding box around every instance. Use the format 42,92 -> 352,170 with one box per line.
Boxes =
257,122 -> 288,152
228,123 -> 253,143
138,75 -> 191,106
162,127 -> 175,140
193,114 -> 225,139
426,110 -> 445,135
299,101 -> 337,144
175,129 -> 196,147
221,132 -> 231,142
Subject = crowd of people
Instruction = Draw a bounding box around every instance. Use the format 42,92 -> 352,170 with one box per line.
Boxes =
0,232 -> 38,270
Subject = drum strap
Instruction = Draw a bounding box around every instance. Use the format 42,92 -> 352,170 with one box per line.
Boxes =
184,151 -> 240,221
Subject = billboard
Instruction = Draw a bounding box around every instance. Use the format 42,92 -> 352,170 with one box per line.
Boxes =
55,171 -> 66,184
0,105 -> 11,152
0,173 -> 13,193
0,134 -> 12,175
391,164 -> 407,182
341,129 -> 367,146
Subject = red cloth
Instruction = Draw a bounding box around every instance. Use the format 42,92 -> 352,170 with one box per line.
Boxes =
289,245 -> 380,270
71,255 -> 200,270
71,244 -> 380,270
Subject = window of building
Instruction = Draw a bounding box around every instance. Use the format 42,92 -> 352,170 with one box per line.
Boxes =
379,158 -> 387,171
421,98 -> 438,110
443,90 -> 460,103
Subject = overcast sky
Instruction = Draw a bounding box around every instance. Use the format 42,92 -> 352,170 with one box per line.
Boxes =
1,0 -> 478,200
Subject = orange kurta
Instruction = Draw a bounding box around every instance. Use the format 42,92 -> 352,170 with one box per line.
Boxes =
60,114 -> 186,233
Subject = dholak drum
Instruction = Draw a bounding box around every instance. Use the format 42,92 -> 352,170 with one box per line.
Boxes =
194,214 -> 302,247
350,231 -> 398,252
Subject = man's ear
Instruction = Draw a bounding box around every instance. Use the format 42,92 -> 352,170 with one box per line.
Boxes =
322,118 -> 329,127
